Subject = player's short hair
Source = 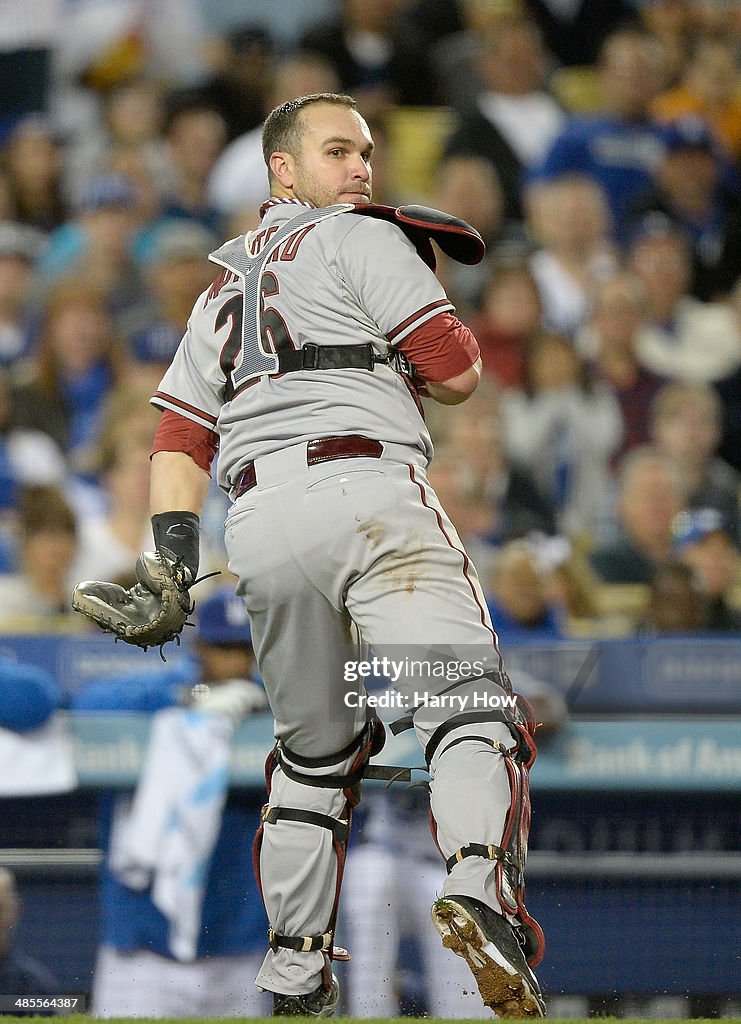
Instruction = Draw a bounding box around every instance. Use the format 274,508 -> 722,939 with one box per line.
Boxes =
261,93 -> 357,173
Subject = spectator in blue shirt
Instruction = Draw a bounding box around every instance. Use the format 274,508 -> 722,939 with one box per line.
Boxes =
530,26 -> 667,240
0,660 -> 65,1007
10,281 -> 122,479
486,539 -> 564,642
628,115 -> 741,301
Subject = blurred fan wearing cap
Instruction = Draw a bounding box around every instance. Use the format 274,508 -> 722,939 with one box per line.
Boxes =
136,218 -> 217,269
671,507 -> 741,632
0,221 -> 46,368
37,173 -> 143,313
627,114 -> 741,302
187,587 -> 266,720
121,219 -> 217,385
650,380 -> 740,541
76,173 -> 137,214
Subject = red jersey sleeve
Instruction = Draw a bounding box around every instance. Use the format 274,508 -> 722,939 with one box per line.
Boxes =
396,311 -> 480,383
151,409 -> 219,476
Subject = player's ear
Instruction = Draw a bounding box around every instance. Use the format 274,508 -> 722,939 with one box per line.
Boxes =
269,151 -> 295,190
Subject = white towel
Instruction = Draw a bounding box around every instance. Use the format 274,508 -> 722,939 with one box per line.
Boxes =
109,707 -> 233,961
0,715 -> 77,796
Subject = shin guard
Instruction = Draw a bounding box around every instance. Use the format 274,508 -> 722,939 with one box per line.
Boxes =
252,717 -> 386,965
428,699 -> 545,967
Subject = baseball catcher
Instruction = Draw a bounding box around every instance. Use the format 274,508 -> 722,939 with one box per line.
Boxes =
71,91 -> 547,1020
71,513 -> 200,654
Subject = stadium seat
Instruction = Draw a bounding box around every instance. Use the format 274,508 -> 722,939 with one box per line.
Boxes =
550,66 -> 606,113
384,106 -> 457,202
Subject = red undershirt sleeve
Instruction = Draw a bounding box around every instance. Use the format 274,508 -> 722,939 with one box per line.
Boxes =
396,311 -> 480,383
151,409 -> 219,476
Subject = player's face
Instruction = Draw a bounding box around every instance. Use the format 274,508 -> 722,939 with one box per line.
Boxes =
289,103 -> 373,208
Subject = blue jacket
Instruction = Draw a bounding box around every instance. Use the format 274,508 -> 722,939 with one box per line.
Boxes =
71,661 -> 268,959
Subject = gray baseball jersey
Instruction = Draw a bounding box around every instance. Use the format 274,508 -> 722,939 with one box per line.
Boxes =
151,197 -> 541,1008
153,198 -> 456,490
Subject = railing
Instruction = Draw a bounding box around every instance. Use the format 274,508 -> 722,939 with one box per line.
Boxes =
4,847 -> 741,880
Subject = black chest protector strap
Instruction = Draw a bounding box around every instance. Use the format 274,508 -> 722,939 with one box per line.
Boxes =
276,342 -> 383,372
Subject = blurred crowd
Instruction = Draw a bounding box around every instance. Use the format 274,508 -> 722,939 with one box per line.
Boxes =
0,4 -> 739,1017
0,0 -> 738,640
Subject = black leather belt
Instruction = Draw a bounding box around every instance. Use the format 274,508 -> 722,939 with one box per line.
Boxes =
234,435 -> 384,498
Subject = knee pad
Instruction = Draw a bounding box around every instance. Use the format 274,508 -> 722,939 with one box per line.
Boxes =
271,714 -> 386,808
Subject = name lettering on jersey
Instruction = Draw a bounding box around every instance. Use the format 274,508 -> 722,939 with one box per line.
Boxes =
249,223 -> 316,262
280,224 -> 316,261
204,268 -> 239,307
249,224 -> 279,255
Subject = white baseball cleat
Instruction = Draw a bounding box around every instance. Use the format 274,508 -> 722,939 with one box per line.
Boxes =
432,895 -> 546,1018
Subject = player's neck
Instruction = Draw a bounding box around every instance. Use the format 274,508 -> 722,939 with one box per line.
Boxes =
271,183 -> 298,202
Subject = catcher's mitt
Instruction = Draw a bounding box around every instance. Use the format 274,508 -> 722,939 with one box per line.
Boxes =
72,547 -> 194,653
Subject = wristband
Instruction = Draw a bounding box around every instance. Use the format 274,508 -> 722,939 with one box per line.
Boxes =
151,511 -> 200,579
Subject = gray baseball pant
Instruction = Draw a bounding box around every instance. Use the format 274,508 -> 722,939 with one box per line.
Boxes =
224,444 -> 525,996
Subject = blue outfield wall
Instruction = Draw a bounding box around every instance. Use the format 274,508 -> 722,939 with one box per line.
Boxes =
13,874 -> 739,998
11,712 -> 741,998
2,632 -> 740,998
66,712 -> 741,792
529,876 -> 740,997
1,632 -> 740,714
